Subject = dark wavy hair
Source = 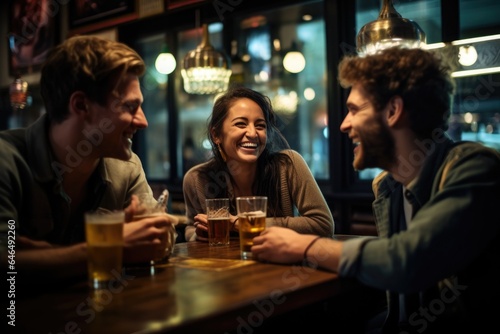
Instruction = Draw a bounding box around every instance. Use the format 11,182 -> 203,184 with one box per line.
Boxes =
338,47 -> 455,139
202,85 -> 291,216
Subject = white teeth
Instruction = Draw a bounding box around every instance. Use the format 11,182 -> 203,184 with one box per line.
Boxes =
240,143 -> 257,148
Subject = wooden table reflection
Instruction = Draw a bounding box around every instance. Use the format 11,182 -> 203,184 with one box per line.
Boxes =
14,238 -> 364,334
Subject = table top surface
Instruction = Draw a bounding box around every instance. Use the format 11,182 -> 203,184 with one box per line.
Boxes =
13,237 -> 363,334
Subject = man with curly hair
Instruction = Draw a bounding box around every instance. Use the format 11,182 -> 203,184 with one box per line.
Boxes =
252,47 -> 500,333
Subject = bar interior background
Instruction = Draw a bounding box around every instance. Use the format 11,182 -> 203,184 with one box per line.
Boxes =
0,0 -> 499,237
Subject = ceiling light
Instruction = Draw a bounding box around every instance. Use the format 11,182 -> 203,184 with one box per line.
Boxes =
356,0 -> 426,56
458,45 -> 478,67
155,45 -> 176,75
283,41 -> 306,73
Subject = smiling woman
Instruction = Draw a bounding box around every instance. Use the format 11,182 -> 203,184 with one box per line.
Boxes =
182,86 -> 334,244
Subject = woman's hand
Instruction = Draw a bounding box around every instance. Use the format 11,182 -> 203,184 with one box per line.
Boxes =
194,214 -> 240,240
230,215 -> 239,231
193,213 -> 209,240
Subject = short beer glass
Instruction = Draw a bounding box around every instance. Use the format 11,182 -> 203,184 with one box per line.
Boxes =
236,196 -> 267,260
85,210 -> 125,289
206,198 -> 231,246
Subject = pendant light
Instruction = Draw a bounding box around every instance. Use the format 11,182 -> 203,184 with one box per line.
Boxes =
283,41 -> 306,74
181,24 -> 232,94
356,0 -> 426,56
155,44 -> 176,75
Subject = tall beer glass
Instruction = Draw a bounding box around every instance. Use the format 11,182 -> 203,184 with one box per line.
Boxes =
236,196 -> 267,260
85,210 -> 124,289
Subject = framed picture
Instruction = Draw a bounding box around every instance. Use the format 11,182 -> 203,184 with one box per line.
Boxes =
69,0 -> 137,31
8,0 -> 58,76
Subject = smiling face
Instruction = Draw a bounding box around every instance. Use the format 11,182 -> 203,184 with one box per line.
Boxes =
87,74 -> 147,161
214,98 -> 267,166
340,84 -> 395,171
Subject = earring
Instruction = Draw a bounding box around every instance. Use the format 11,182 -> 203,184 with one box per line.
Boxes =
217,143 -> 227,162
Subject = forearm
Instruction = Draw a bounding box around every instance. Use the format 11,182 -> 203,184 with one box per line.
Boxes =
185,225 -> 196,241
269,215 -> 333,237
14,243 -> 87,280
304,238 -> 342,272
284,151 -> 335,236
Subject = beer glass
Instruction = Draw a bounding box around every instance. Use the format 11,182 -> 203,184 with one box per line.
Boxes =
206,198 -> 231,246
236,196 -> 267,260
85,210 -> 125,289
133,192 -> 176,264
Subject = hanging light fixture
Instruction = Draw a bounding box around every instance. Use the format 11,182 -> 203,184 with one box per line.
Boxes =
356,0 -> 426,56
181,24 -> 232,94
458,45 -> 478,67
283,41 -> 306,74
155,44 -> 176,75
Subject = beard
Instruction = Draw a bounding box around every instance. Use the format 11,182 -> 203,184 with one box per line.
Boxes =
353,114 -> 395,171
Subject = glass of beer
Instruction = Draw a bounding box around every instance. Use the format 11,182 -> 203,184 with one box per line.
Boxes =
236,196 -> 267,260
85,210 -> 125,289
133,192 -> 176,265
206,198 -> 231,246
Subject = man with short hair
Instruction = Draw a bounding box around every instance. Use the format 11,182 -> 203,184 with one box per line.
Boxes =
0,36 -> 173,283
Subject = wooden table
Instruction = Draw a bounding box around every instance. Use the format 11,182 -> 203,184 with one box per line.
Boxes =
13,238 -> 367,334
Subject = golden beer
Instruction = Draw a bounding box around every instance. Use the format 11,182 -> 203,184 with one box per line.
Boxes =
85,211 -> 124,288
236,196 -> 267,260
238,214 -> 266,259
208,217 -> 231,246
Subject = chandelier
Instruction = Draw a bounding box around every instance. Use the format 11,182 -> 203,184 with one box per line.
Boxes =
181,24 -> 232,94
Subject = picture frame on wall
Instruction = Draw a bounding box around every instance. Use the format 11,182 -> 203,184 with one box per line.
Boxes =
8,0 -> 58,76
69,0 -> 137,33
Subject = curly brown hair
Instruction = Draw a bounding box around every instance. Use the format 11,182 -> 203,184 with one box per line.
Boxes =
338,47 -> 455,139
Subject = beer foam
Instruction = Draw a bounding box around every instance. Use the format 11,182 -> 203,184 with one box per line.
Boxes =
85,211 -> 124,224
240,210 -> 266,217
